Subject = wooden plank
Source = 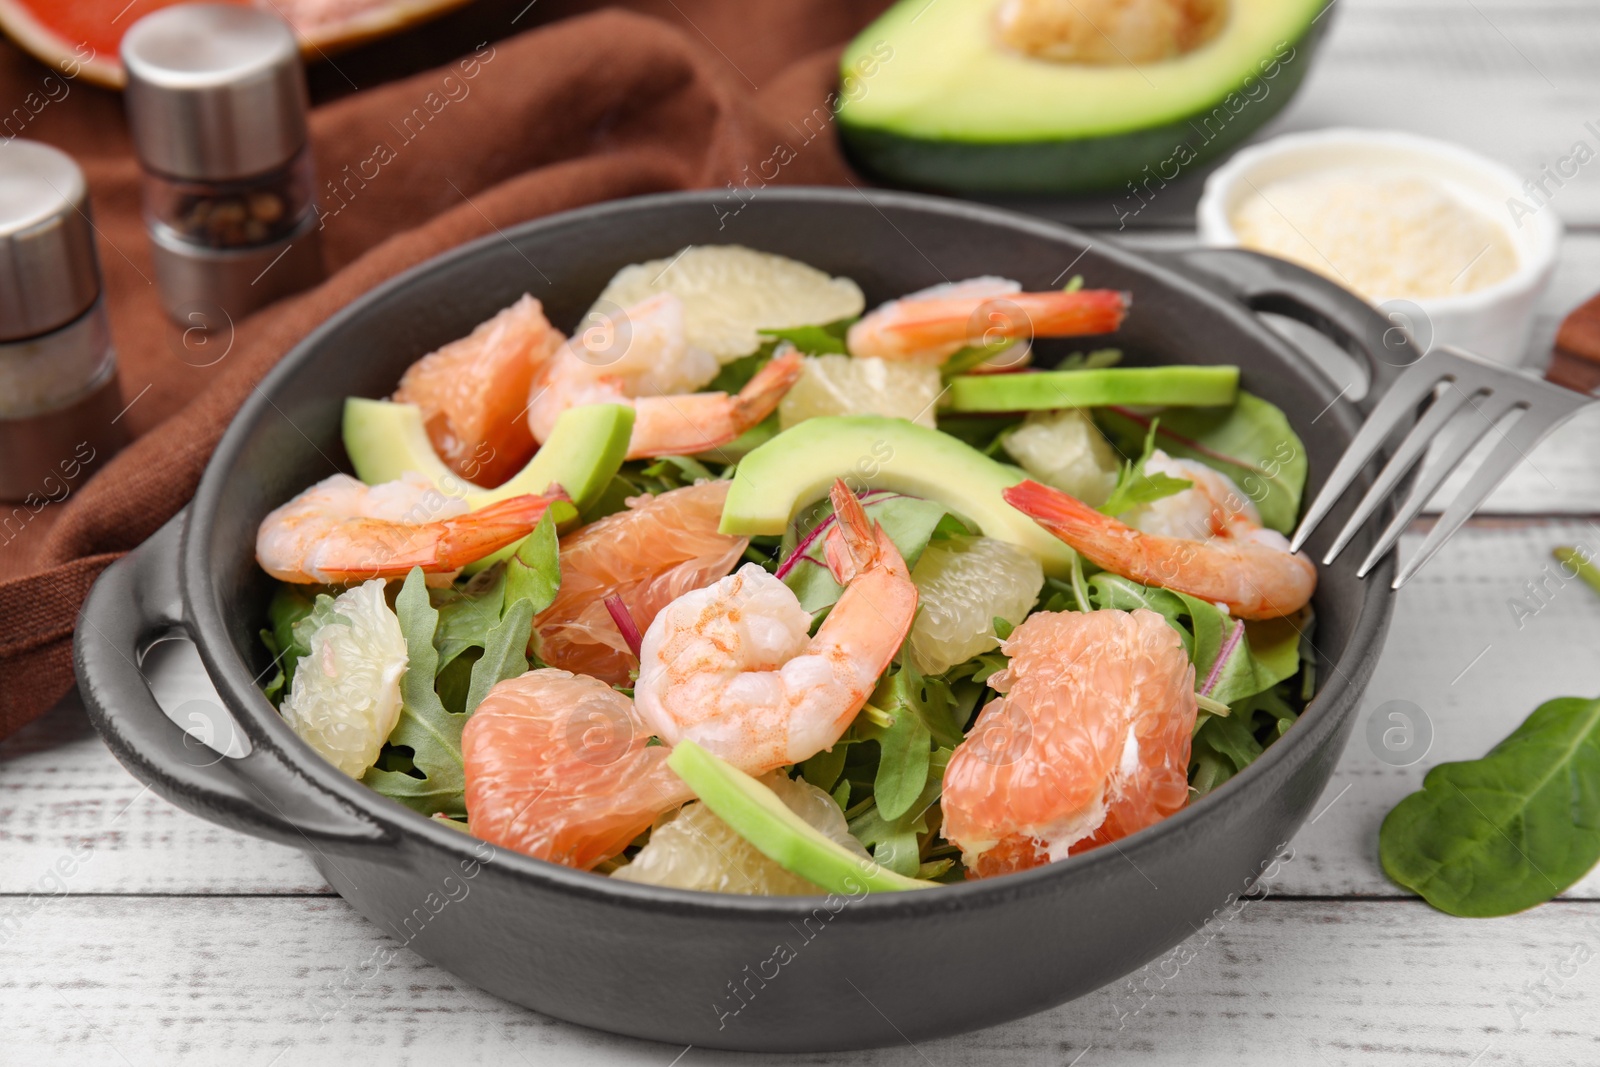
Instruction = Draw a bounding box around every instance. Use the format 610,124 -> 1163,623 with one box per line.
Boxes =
1278,516 -> 1600,899
4,522 -> 1596,901
992,0 -> 1600,231
0,692 -> 327,896
4,896 -> 1599,1065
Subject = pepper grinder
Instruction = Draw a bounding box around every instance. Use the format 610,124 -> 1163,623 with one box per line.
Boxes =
122,4 -> 323,328
0,140 -> 125,503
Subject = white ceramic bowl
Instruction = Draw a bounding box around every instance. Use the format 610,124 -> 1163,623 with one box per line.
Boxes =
1197,128 -> 1562,366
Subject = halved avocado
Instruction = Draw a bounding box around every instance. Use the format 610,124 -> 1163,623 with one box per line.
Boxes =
342,398 -> 633,514
665,740 -> 932,894
837,0 -> 1329,194
720,415 -> 1075,577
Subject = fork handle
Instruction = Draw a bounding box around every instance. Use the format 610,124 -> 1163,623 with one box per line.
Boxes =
1149,246 -> 1416,411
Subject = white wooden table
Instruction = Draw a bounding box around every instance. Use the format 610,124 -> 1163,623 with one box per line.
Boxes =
7,1 -> 1600,1063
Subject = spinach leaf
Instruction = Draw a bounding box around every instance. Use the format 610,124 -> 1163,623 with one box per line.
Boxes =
362,568 -> 468,817
1181,595 -> 1304,706
776,491 -> 961,613
1099,391 -> 1307,533
1100,419 -> 1192,517
1380,695 -> 1600,917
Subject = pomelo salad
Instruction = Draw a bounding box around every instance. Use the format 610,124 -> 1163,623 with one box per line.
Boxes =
254,245 -> 1316,894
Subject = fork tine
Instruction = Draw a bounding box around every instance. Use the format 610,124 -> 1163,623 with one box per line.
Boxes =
1319,384 -> 1476,565
1353,392 -> 1519,578
1392,392 -> 1590,588
1290,358 -> 1448,553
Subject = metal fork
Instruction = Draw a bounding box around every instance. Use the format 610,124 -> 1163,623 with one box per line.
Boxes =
1290,345 -> 1594,588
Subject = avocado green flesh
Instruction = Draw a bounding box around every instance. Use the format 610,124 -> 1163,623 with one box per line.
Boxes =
720,415 -> 1075,577
665,741 -> 932,894
342,398 -> 634,513
945,366 -> 1239,413
838,0 -> 1327,194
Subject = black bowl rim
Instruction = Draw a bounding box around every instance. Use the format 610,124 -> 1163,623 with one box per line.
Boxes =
186,186 -> 1393,918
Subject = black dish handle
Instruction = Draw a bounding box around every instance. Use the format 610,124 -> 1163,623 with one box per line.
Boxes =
74,512 -> 390,854
1148,246 -> 1418,411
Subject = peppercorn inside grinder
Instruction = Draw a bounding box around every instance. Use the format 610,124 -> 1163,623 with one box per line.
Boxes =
122,4 -> 323,328
0,141 -> 126,502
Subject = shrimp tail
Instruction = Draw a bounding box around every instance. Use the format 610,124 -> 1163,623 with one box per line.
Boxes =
823,479 -> 906,583
435,486 -> 571,566
1003,480 -> 1113,543
733,346 -> 804,425
1018,288 -> 1130,337
317,486 -> 570,582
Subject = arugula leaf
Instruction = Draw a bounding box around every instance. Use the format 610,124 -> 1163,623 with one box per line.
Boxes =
800,742 -> 852,795
1087,573 -> 1190,652
640,454 -> 716,487
759,318 -> 853,355
465,598 -> 534,713
1100,419 -> 1192,517
776,491 -> 961,613
503,510 -> 561,615
432,572 -> 507,673
935,415 -> 1023,456
1098,392 -> 1308,534
1191,683 -> 1302,796
361,568 -> 468,817
1380,695 -> 1600,917
1182,594 -> 1303,706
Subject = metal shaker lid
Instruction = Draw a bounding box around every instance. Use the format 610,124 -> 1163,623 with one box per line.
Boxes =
122,5 -> 309,182
0,140 -> 100,341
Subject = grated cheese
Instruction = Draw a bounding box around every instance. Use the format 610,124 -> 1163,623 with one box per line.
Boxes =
1230,167 -> 1518,302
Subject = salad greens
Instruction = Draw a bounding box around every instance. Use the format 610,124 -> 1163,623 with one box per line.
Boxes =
1098,392 -> 1308,534
1380,695 -> 1600,917
359,513 -> 563,817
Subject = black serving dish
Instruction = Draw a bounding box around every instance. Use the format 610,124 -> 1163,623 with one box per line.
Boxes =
75,188 -> 1405,1052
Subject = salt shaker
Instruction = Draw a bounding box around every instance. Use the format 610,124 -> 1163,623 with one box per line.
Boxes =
122,4 -> 323,328
0,140 -> 124,503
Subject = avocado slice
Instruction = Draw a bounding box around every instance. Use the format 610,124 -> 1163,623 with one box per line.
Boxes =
837,0 -> 1328,193
342,398 -> 633,514
945,365 -> 1239,413
720,415 -> 1075,577
665,740 -> 932,894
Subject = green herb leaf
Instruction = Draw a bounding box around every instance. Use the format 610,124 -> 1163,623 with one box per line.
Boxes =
503,509 -> 561,615
464,598 -> 534,714
361,568 -> 468,817
432,571 -> 507,673
1054,347 -> 1122,371
1381,695 -> 1600,917
800,742 -> 851,795
1098,392 -> 1308,534
260,583 -> 322,703
759,319 -> 852,355
705,341 -> 777,394
874,707 -> 933,822
849,748 -> 953,877
1100,418 -> 1192,517
940,338 -> 1019,380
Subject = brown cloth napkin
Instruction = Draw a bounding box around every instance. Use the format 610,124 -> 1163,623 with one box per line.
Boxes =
0,0 -> 891,738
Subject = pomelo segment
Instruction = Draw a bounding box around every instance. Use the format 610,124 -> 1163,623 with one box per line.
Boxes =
592,245 -> 865,363
0,0 -> 474,88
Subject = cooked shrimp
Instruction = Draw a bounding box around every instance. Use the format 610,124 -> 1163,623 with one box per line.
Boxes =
942,609 -> 1197,879
846,276 -> 1129,365
393,295 -> 565,487
463,669 -> 693,870
633,479 -> 917,774
526,292 -> 804,460
256,471 -> 568,585
1003,452 -> 1316,619
534,481 -> 748,686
